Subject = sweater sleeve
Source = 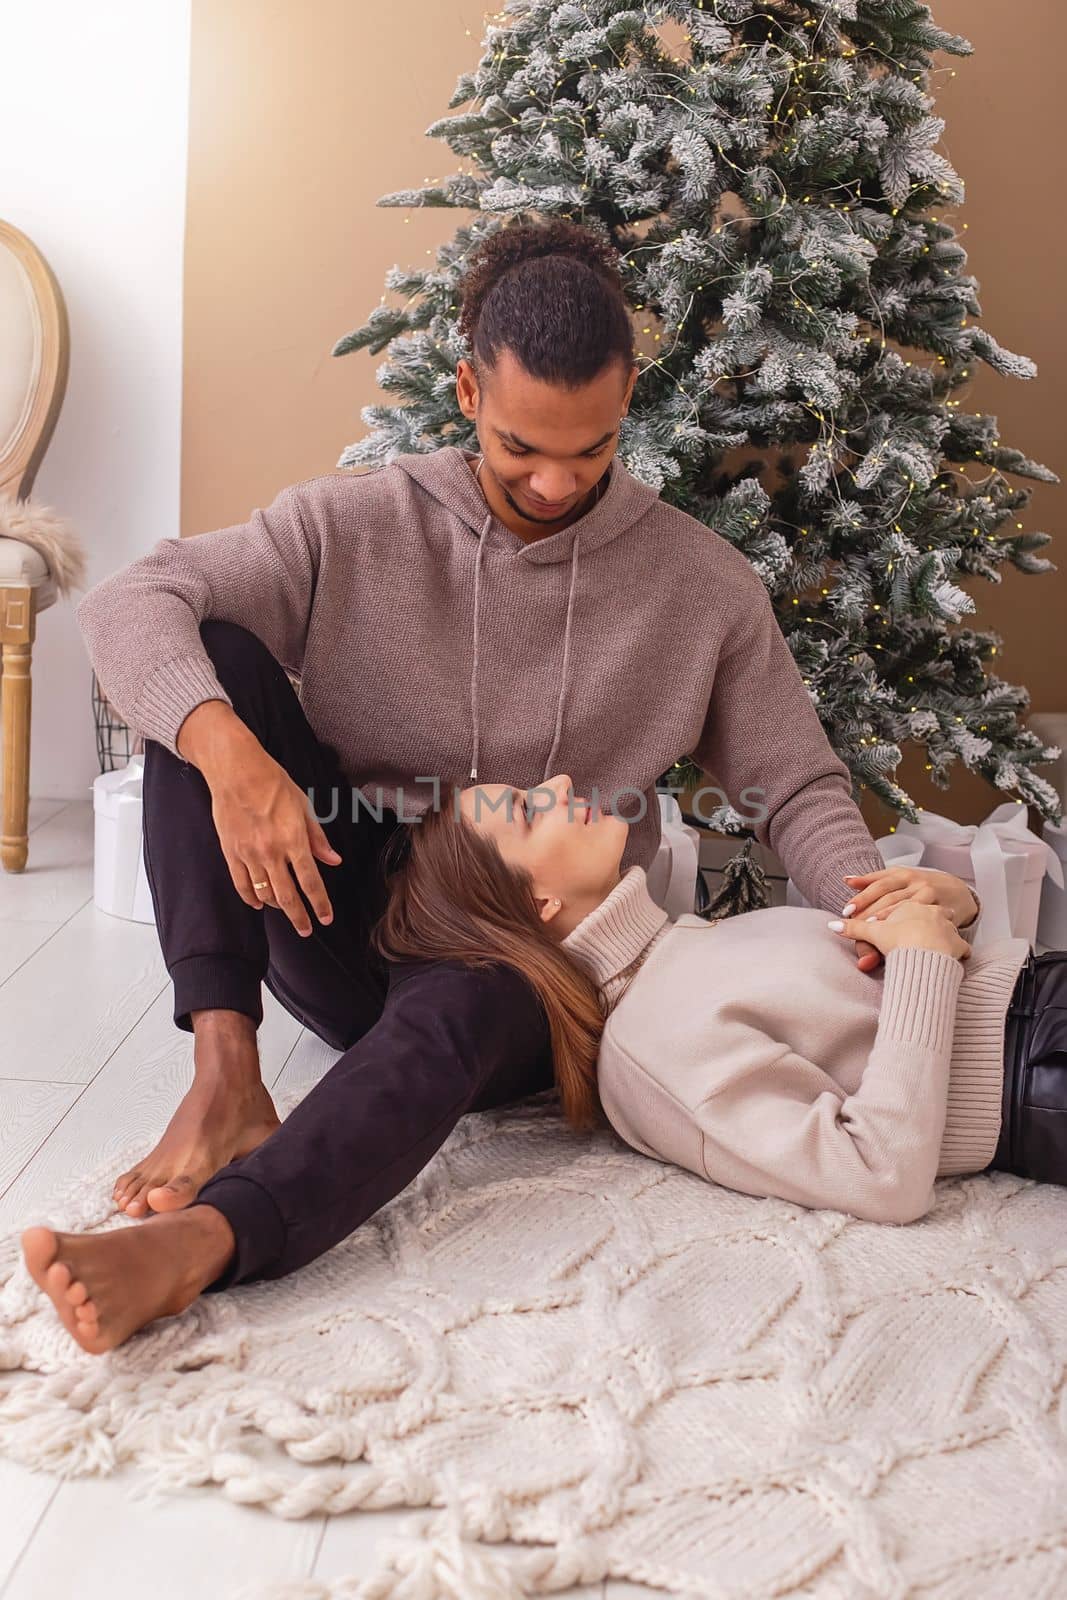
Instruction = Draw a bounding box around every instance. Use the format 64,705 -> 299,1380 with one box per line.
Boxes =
690,577 -> 885,917
691,945 -> 966,1223
74,480 -> 323,758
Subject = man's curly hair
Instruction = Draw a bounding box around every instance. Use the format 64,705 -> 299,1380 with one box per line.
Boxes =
456,217 -> 635,391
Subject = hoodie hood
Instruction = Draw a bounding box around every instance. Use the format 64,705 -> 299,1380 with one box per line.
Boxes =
392,444 -> 660,785
392,443 -> 658,563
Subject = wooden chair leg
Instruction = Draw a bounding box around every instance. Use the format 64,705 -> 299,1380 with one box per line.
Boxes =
1,585 -> 36,873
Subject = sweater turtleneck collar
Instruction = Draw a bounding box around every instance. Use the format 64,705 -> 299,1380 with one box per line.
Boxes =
560,864 -> 673,1009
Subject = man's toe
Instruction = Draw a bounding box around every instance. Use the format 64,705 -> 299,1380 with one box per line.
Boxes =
123,1187 -> 151,1217
146,1174 -> 200,1212
21,1226 -> 58,1290
113,1166 -> 145,1204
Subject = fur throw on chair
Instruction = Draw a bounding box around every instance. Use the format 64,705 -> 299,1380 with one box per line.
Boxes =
0,492 -> 87,598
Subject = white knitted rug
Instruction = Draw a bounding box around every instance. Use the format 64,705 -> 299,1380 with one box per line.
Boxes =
4,1085 -> 1067,1600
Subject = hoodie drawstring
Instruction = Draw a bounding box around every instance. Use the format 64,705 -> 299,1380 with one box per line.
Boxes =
468,509 -> 491,782
467,504 -> 582,788
540,530 -> 581,783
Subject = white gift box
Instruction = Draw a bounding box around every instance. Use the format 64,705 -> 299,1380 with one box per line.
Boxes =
91,756 -> 155,923
786,802 -> 1064,950
1036,820 -> 1067,951
647,793 -> 702,921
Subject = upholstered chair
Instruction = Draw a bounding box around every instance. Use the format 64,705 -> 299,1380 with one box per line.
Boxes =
0,219 -> 71,872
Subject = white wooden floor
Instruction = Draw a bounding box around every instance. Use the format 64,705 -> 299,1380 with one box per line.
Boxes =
0,798 -> 638,1599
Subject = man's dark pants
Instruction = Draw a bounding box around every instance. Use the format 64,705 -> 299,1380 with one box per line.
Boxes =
140,620 -> 555,1290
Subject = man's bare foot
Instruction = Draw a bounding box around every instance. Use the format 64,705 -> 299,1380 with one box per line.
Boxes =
21,1205 -> 236,1355
113,1010 -> 280,1217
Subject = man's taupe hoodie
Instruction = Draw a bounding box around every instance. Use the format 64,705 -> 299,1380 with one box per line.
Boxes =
75,443 -> 886,908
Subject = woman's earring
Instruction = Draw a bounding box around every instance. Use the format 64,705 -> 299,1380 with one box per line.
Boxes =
553,898 -> 561,907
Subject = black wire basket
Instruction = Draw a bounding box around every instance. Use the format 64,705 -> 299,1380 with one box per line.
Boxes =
89,664 -> 299,775
91,670 -> 142,774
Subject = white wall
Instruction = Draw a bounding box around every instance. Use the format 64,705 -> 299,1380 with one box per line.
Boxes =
0,0 -> 191,800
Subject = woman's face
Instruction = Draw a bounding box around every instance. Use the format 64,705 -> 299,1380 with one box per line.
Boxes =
458,773 -> 628,931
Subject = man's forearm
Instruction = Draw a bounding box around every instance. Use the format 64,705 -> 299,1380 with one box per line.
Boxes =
766,772 -> 886,917
176,699 -> 260,785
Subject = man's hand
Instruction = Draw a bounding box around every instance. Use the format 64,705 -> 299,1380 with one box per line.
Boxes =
208,746 -> 342,934
851,935 -> 882,975
176,700 -> 342,935
838,866 -> 978,977
844,934 -> 883,972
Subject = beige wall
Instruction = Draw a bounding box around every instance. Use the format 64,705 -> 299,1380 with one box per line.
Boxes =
184,1 -> 1064,831
183,0 -> 492,521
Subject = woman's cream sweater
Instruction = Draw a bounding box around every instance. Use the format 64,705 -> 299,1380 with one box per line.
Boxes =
561,866 -> 1032,1224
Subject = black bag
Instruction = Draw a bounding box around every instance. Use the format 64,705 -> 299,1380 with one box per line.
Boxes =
987,950 -> 1067,1183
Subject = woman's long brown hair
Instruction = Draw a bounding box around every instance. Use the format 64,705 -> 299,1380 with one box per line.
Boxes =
369,781 -> 609,1134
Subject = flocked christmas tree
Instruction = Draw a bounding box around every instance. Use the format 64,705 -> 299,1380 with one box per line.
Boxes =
331,0 -> 1062,912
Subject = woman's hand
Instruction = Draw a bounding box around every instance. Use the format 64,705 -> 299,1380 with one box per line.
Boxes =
839,866 -> 978,931
829,900 -> 972,962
